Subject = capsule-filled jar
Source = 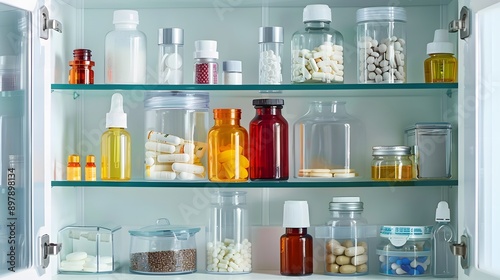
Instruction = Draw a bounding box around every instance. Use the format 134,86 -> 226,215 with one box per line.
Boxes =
208,109 -> 249,182
371,145 -> 412,180
144,91 -> 209,181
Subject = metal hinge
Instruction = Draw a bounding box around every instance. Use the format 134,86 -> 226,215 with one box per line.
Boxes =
40,234 -> 61,269
451,234 -> 469,270
40,6 -> 62,40
449,6 -> 470,39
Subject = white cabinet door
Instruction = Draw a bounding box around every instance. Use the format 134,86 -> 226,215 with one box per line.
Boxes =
459,0 -> 500,279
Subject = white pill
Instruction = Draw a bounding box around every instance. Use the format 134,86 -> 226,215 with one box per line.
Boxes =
371,51 -> 380,58
396,268 -> 406,274
165,53 -> 182,69
178,172 -> 198,180
375,74 -> 383,83
378,43 -> 387,53
145,151 -> 157,158
371,39 -> 379,47
172,162 -> 204,174
157,153 -> 190,163
308,57 -> 319,72
383,72 -> 392,81
368,72 -> 376,80
66,251 -> 88,261
147,131 -> 183,145
367,63 -> 376,72
167,69 -> 182,84
150,171 -> 176,180
145,141 -> 175,154
391,263 -> 400,270
150,163 -> 172,172
145,157 -> 155,166
334,172 -> 356,178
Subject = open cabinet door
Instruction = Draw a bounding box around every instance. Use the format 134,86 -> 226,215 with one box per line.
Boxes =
459,0 -> 500,279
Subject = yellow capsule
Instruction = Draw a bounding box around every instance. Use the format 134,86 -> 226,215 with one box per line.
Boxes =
223,162 -> 236,179
218,150 -> 236,163
238,166 -> 248,179
239,155 -> 249,168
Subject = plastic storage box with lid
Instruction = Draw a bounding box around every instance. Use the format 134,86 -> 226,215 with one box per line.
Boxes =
377,225 -> 433,276
57,224 -> 121,273
128,218 -> 200,274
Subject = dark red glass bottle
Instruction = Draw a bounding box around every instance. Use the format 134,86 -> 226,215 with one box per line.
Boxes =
280,227 -> 313,276
249,99 -> 289,180
69,49 -> 95,84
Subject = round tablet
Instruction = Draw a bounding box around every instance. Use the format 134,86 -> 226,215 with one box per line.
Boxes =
311,169 -> 331,173
66,251 -> 88,261
334,173 -> 356,178
310,172 -> 333,178
165,53 -> 183,69
167,69 -> 182,84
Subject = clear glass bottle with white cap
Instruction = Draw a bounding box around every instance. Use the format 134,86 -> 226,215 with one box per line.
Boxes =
158,28 -> 184,84
194,40 -> 219,84
291,4 -> 344,83
105,10 -> 147,84
223,60 -> 242,85
432,201 -> 457,277
259,26 -> 283,84
424,29 -> 457,83
280,200 -> 313,276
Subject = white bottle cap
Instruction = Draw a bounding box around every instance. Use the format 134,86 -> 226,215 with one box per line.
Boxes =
194,40 -> 219,59
113,10 -> 139,25
435,201 -> 451,222
106,93 -> 127,128
283,201 -> 310,228
303,4 -> 331,23
427,29 -> 454,55
223,60 -> 242,72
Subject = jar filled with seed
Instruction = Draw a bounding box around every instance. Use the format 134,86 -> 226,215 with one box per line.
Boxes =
128,218 -> 200,274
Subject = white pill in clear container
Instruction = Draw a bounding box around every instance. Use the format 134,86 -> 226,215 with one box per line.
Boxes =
158,27 -> 184,85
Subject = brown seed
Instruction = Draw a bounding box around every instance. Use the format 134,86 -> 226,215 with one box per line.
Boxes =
130,249 -> 197,273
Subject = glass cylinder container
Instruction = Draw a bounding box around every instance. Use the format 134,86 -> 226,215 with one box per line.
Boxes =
294,101 -> 364,179
249,99 -> 288,180
377,225 -> 432,276
208,108 -> 249,182
222,60 -> 242,85
68,49 -> 95,84
259,26 -> 283,84
194,40 -> 218,84
144,91 -> 209,181
371,146 -> 412,180
291,4 -> 344,84
158,27 -> 184,84
424,29 -> 457,83
356,7 -> 407,83
206,191 -> 251,273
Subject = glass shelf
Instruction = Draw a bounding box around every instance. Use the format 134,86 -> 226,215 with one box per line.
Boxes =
51,179 -> 458,188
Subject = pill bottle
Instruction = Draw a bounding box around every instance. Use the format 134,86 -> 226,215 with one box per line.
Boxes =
259,26 -> 283,84
371,145 -> 412,180
206,191 -> 251,273
105,10 -> 147,84
158,27 -> 184,84
424,29 -> 457,83
207,108 -> 249,182
291,4 -> 344,83
85,154 -> 96,181
356,7 -> 407,83
222,60 -> 242,85
144,91 -> 209,181
249,99 -> 288,180
67,154 -> 81,181
194,40 -> 218,84
293,101 -> 365,179
68,49 -> 94,84
377,225 -> 432,276
280,200 -> 313,276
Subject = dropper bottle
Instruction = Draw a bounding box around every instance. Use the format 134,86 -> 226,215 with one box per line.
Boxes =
101,93 -> 131,180
424,29 -> 457,83
432,201 -> 457,277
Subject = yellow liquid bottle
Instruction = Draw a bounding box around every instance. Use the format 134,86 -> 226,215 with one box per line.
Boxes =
424,29 -> 457,83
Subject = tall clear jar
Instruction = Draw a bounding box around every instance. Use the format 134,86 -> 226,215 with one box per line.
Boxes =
291,4 -> 344,83
144,91 -> 209,181
208,109 -> 249,182
371,146 -> 412,180
294,101 -> 365,179
356,7 -> 407,84
206,191 -> 251,273
259,26 -> 283,84
158,27 -> 184,84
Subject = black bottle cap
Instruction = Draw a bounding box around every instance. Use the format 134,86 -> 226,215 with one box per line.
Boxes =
252,98 -> 284,106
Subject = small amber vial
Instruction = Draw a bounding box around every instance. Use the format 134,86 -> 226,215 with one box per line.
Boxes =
69,49 -> 95,84
85,155 -> 97,181
371,146 -> 412,180
67,154 -> 81,181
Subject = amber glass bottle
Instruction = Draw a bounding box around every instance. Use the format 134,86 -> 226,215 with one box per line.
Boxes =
68,49 -> 95,84
208,109 -> 249,182
85,154 -> 97,181
67,154 -> 81,181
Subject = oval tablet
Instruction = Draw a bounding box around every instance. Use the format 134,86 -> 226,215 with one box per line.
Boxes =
66,251 -> 88,261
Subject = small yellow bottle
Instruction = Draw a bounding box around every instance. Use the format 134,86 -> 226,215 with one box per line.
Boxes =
85,154 -> 97,181
424,29 -> 457,83
67,154 -> 81,181
101,93 -> 131,181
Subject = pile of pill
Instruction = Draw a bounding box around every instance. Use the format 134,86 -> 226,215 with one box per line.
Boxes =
292,42 -> 344,83
259,50 -> 282,84
59,251 -> 113,272
159,52 -> 183,84
379,255 -> 430,275
298,168 -> 356,178
206,238 -> 252,273
325,239 -> 368,274
215,145 -> 249,180
358,36 -> 406,83
145,130 -> 207,180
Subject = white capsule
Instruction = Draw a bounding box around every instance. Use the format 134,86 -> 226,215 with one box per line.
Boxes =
178,172 -> 199,180
150,171 -> 176,180
147,130 -> 183,146
145,157 -> 155,166
145,141 -> 175,154
157,153 -> 190,163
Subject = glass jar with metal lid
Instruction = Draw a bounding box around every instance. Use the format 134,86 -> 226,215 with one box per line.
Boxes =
371,145 -> 412,180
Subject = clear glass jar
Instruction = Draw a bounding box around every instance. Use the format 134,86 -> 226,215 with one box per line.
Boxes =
291,4 -> 344,83
158,27 -> 183,84
249,99 -> 288,180
144,91 -> 209,181
356,7 -> 407,84
294,101 -> 364,179
207,108 -> 249,182
206,191 -> 251,274
371,146 -> 412,180
323,197 -> 369,275
194,40 -> 218,84
377,225 -> 432,276
259,26 -> 283,84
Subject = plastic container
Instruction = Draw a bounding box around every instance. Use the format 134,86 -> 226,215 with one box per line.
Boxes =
68,49 -> 94,84
294,101 -> 364,179
144,91 -> 209,181
291,4 -> 344,83
432,201 -> 457,277
223,60 -> 242,85
357,7 -> 407,83
57,224 -> 121,273
158,28 -> 184,84
249,99 -> 288,180
129,218 -> 200,274
207,109 -> 249,182
206,191 -> 251,273
105,10 -> 147,84
259,26 -> 283,84
371,146 -> 412,180
194,40 -> 218,84
424,29 -> 457,83
377,225 -> 432,276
